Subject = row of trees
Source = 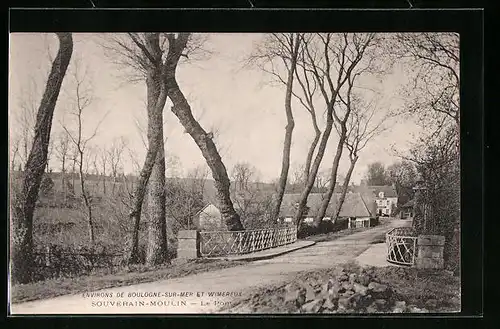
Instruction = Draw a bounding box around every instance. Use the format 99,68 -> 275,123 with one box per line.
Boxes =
250,32 -> 459,245
10,32 -> 460,282
249,33 -> 391,229
11,33 -> 246,283
256,32 -> 460,269
11,33 -> 74,284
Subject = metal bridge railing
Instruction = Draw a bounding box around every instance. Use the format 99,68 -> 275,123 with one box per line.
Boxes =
199,226 -> 297,257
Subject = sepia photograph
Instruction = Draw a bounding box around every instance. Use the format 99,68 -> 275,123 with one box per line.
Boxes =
8,31 -> 461,314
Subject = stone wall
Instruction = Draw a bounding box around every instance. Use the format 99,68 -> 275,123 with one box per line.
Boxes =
177,230 -> 199,259
415,235 -> 445,269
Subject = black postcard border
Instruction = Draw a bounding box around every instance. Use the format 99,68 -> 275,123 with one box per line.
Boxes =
5,7 -> 485,328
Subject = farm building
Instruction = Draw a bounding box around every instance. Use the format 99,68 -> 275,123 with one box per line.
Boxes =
351,184 -> 399,217
278,192 -> 377,227
191,203 -> 227,231
398,199 -> 415,219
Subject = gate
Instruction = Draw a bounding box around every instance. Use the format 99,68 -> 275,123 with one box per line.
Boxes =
386,227 -> 417,266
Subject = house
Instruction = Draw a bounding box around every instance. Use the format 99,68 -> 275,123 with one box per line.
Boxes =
192,203 -> 226,230
351,184 -> 398,217
398,199 -> 414,219
278,192 -> 376,227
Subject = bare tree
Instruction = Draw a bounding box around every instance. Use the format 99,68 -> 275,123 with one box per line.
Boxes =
231,162 -> 258,191
166,166 -> 207,232
293,38 -> 322,185
69,142 -> 78,195
163,33 -> 244,231
10,136 -> 21,171
103,33 -> 170,265
107,137 -> 127,194
230,162 -> 273,229
386,160 -> 418,206
393,33 -> 459,132
247,33 -> 302,222
94,146 -> 108,194
46,139 -> 54,172
334,96 -> 389,219
313,33 -> 384,226
313,167 -> 332,192
11,33 -> 73,284
54,132 -> 71,193
364,161 -> 390,186
62,60 -> 108,245
403,125 -> 460,271
292,33 -> 378,228
390,33 -> 460,271
288,162 -> 306,187
14,77 -> 39,169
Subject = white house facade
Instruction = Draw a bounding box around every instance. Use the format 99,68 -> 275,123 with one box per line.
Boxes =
374,188 -> 398,216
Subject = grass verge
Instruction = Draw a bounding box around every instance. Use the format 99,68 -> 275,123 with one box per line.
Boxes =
11,259 -> 246,304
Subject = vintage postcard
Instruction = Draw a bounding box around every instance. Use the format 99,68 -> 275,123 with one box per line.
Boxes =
8,31 -> 461,315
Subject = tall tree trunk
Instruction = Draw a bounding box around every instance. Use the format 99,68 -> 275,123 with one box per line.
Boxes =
271,34 -> 301,221
71,161 -> 76,193
314,127 -> 347,226
125,55 -> 168,264
164,34 -> 243,231
146,127 -> 167,265
334,155 -> 358,219
112,174 -> 116,195
271,121 -> 294,219
78,156 -> 95,245
293,114 -> 334,228
11,33 -> 73,284
61,158 -> 66,203
102,163 -> 106,195
167,83 -> 243,231
303,121 -> 321,185
413,186 -> 426,234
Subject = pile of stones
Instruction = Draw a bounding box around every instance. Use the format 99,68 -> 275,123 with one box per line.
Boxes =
283,267 -> 429,313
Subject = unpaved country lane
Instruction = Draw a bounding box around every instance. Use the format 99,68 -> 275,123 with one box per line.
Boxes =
11,219 -> 408,314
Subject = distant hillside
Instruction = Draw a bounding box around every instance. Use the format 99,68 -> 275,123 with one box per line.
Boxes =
9,170 -> 279,205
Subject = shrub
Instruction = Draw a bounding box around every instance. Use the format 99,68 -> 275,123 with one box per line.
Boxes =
369,217 -> 380,227
297,218 -> 349,238
40,175 -> 55,197
32,243 -> 122,281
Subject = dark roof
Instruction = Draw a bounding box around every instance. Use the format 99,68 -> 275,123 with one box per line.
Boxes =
193,203 -> 212,217
279,192 -> 373,218
400,199 -> 415,208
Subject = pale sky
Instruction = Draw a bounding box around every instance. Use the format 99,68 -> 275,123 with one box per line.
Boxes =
8,33 -> 423,184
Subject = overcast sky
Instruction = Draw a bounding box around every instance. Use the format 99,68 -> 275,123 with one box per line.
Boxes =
9,33 -> 423,184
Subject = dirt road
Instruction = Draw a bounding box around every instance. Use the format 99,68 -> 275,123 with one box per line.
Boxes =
11,219 -> 409,314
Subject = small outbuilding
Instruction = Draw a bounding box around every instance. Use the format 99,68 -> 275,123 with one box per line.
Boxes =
398,199 -> 415,219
